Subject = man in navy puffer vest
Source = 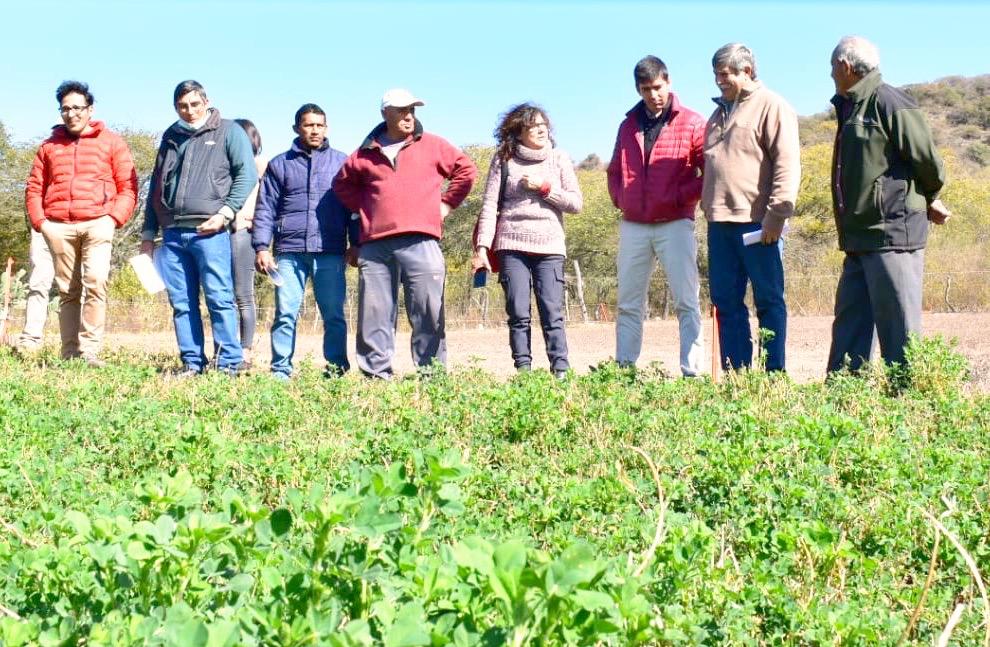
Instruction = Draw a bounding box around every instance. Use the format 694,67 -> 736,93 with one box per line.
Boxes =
253,104 -> 358,379
142,80 -> 257,376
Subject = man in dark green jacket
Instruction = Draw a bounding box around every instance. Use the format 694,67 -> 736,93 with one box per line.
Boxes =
826,36 -> 951,373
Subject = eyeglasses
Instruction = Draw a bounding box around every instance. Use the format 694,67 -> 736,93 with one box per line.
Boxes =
59,105 -> 90,115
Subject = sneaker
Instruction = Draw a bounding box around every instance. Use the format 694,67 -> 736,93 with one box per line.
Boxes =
271,371 -> 291,382
516,364 -> 532,373
216,364 -> 245,377
14,339 -> 43,355
554,369 -> 568,380
82,355 -> 106,368
171,365 -> 202,380
360,370 -> 393,380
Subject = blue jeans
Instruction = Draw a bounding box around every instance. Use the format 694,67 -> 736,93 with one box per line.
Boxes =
707,221 -> 786,371
159,228 -> 242,371
271,252 -> 348,376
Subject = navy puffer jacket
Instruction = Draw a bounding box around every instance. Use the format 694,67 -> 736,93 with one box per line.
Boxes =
252,138 -> 357,255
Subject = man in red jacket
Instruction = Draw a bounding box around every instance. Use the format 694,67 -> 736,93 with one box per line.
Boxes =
607,56 -> 706,376
25,81 -> 138,366
333,88 -> 476,378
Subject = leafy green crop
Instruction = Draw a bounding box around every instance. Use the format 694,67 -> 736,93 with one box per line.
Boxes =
1,338 -> 988,644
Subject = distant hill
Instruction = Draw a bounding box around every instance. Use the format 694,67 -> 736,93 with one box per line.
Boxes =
798,74 -> 990,168
907,74 -> 990,166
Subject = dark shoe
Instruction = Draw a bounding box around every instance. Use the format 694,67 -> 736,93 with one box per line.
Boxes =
323,364 -> 347,379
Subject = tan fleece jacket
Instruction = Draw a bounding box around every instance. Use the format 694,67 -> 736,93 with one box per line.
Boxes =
701,81 -> 800,228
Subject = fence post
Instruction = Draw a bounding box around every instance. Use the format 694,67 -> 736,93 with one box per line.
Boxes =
572,259 -> 589,323
943,274 -> 957,313
0,258 -> 13,342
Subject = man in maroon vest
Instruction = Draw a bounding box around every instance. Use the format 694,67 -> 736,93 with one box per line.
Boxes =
608,56 -> 706,376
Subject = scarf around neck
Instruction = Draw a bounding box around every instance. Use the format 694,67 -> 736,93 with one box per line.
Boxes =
514,143 -> 551,162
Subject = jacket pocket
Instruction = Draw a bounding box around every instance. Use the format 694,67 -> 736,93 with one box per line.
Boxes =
879,176 -> 908,218
878,175 -> 909,246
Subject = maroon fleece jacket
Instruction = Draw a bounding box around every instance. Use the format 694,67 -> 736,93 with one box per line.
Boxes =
333,120 -> 477,244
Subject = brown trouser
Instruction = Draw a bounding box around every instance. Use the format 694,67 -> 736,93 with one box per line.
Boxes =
41,216 -> 115,359
17,229 -> 55,349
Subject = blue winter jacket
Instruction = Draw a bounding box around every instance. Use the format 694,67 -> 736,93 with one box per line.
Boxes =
252,138 -> 357,255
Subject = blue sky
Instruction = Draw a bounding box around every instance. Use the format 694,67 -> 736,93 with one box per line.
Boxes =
3,1 -> 988,161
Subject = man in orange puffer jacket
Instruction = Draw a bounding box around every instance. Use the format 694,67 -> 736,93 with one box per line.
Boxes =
25,80 -> 138,366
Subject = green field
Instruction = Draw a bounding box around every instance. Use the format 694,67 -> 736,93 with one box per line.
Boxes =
1,340 -> 988,645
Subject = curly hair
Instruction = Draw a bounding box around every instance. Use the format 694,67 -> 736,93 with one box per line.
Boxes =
56,80 -> 94,106
494,103 -> 554,162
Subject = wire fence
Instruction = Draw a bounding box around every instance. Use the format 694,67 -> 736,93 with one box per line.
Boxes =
24,267 -> 981,335
5,263 -> 988,336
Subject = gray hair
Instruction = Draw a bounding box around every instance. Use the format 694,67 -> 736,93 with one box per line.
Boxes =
712,43 -> 757,79
832,36 -> 880,76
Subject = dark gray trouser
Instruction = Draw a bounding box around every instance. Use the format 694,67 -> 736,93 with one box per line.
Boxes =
498,251 -> 569,371
826,249 -> 924,373
230,228 -> 257,351
357,234 -> 446,377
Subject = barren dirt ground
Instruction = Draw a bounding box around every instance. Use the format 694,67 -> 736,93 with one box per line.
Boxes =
108,313 -> 990,389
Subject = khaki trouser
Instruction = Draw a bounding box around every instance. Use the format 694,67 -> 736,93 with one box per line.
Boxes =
17,229 -> 55,349
41,216 -> 115,359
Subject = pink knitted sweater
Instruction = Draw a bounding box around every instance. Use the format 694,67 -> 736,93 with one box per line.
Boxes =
474,145 -> 583,257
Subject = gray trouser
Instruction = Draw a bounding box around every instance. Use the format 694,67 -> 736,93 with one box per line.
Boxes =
230,228 -> 257,351
498,251 -> 569,371
18,229 -> 55,348
615,219 -> 703,375
357,234 -> 446,377
826,249 -> 924,372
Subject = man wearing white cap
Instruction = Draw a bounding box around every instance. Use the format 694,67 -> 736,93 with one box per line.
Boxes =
333,88 -> 477,378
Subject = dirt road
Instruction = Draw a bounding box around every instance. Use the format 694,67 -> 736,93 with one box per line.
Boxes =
108,313 -> 990,388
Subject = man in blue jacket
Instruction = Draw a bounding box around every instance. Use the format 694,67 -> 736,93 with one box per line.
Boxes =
142,80 -> 257,376
253,104 -> 357,379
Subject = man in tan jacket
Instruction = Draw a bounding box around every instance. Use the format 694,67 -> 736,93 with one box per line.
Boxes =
701,43 -> 800,372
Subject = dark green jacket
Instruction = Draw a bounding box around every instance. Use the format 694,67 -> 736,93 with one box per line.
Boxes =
830,70 -> 945,252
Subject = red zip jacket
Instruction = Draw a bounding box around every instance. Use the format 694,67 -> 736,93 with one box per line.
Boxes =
25,120 -> 138,231
332,120 -> 476,244
606,93 -> 705,224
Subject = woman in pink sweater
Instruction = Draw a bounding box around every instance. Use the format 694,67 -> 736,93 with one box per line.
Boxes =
472,104 -> 583,377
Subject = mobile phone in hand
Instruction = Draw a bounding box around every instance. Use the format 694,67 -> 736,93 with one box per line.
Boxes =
472,269 -> 488,288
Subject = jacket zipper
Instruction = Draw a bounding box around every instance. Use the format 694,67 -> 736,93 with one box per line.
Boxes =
306,153 -> 313,252
70,139 -> 80,221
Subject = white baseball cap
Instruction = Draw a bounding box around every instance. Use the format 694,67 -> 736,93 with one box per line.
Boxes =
381,88 -> 425,110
